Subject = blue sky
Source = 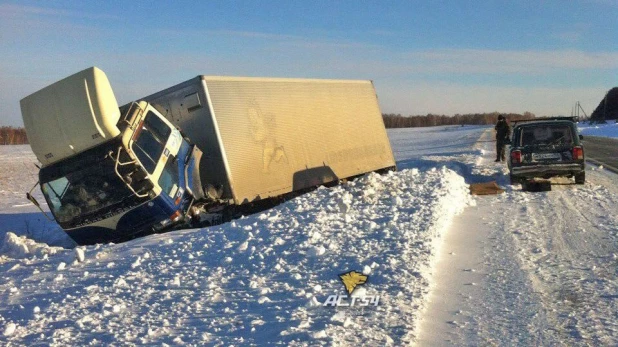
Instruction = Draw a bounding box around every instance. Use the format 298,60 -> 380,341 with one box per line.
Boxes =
1,0 -> 617,126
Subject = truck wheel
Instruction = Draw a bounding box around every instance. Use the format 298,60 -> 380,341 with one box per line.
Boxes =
574,172 -> 585,184
509,175 -> 519,185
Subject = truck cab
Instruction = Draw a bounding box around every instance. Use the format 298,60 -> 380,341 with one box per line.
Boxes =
22,68 -> 201,244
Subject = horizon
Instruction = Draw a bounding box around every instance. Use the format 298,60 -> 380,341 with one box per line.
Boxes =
1,1 -> 617,126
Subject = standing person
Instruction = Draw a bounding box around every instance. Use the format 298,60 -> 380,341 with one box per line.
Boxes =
495,115 -> 510,162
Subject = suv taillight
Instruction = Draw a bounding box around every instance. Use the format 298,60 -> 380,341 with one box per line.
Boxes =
572,146 -> 584,160
511,150 -> 522,164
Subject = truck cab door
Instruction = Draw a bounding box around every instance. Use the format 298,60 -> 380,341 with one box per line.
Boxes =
129,105 -> 186,205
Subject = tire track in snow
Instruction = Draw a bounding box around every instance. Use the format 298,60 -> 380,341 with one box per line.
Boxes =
418,128 -> 618,345
418,129 -> 555,346
507,169 -> 618,345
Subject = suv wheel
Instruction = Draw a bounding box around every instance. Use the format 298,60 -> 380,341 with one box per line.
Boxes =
574,172 -> 585,184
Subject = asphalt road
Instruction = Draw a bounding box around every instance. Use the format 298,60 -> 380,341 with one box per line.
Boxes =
583,136 -> 618,174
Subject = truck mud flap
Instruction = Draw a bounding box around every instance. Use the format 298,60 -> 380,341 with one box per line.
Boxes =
292,166 -> 338,191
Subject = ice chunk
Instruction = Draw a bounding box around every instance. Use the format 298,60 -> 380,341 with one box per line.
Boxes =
308,245 -> 326,257
331,311 -> 346,323
130,257 -> 142,269
75,248 -> 85,262
251,319 -> 265,326
3,323 -> 16,337
312,330 -> 327,339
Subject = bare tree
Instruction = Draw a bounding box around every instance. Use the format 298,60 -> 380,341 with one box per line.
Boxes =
382,112 -> 535,129
0,127 -> 29,145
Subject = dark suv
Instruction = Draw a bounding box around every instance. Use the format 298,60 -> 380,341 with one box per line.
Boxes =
508,117 -> 585,185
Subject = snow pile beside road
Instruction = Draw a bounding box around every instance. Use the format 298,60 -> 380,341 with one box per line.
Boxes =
578,122 -> 618,138
0,167 -> 470,345
0,232 -> 63,260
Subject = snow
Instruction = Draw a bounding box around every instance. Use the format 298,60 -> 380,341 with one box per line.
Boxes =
3,322 -> 16,337
0,145 -> 74,249
578,121 -> 618,138
0,232 -> 64,260
0,133 -> 472,345
1,124 -> 617,345
417,128 -> 618,346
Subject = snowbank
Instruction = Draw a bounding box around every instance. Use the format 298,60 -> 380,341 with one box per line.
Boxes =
578,122 -> 618,138
0,232 -> 63,259
0,167 -> 470,345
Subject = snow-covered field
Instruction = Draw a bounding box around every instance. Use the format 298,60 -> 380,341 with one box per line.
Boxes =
1,125 -> 617,345
578,121 -> 618,138
0,146 -> 74,249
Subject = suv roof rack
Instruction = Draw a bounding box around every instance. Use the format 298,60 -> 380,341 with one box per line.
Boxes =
512,116 -> 579,125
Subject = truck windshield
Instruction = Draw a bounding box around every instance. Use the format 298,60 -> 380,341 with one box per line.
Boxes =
132,111 -> 171,173
41,160 -> 134,225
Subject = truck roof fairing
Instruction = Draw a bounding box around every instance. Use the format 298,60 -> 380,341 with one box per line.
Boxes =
20,67 -> 121,166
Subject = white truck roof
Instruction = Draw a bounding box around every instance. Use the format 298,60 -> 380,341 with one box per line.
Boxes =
20,67 -> 121,166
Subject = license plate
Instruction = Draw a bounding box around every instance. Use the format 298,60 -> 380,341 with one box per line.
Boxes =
532,153 -> 561,161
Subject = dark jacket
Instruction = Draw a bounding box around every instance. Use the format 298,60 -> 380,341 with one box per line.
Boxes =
495,120 -> 510,142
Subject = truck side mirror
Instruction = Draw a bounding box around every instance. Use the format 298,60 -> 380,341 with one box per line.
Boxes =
26,192 -> 55,221
26,192 -> 41,208
579,134 -> 584,140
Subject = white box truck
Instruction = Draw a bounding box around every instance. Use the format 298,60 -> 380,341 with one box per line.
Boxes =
21,67 -> 396,244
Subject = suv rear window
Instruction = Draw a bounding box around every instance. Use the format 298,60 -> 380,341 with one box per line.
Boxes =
519,124 -> 573,146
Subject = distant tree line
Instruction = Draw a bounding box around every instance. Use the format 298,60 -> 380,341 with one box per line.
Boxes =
382,112 -> 536,128
590,87 -> 618,122
0,127 -> 28,145
1,111 -> 540,144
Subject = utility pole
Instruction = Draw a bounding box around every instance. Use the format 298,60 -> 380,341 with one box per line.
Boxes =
575,101 -> 588,122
